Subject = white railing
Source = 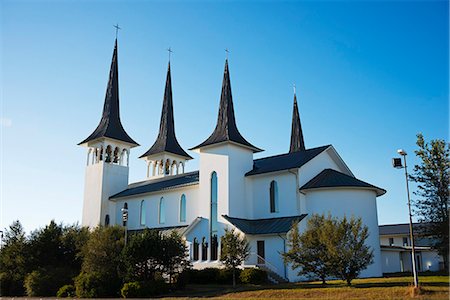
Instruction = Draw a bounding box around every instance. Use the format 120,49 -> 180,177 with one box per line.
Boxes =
247,252 -> 287,281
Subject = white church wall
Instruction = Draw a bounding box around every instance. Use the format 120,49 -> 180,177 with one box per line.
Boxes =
304,189 -> 383,278
112,184 -> 199,231
298,150 -> 341,186
227,144 -> 255,219
249,172 -> 299,220
82,161 -> 129,228
198,146 -> 229,220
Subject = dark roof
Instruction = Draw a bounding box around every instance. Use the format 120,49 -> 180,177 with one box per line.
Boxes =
245,145 -> 330,176
110,171 -> 199,199
140,63 -> 192,159
300,168 -> 386,196
223,214 -> 307,235
190,60 -> 262,153
379,223 -> 432,235
79,39 -> 138,146
289,93 -> 306,153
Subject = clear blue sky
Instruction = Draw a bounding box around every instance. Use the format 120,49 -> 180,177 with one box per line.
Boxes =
1,1 -> 448,233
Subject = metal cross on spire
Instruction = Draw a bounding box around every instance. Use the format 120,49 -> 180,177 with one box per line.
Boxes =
293,83 -> 297,95
225,48 -> 230,60
167,47 -> 173,62
114,23 -> 121,39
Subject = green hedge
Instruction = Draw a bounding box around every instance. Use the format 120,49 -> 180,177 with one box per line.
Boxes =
23,267 -> 71,297
183,268 -> 268,285
239,268 -> 267,284
121,280 -> 168,298
56,285 -> 75,297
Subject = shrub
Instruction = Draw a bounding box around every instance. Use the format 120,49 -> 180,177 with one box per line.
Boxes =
56,285 -> 75,297
239,268 -> 267,284
121,282 -> 144,298
121,279 -> 168,298
24,268 -> 69,296
75,271 -> 121,298
187,268 -> 220,284
217,268 -> 242,285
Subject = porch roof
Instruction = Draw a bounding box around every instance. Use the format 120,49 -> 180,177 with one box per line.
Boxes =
222,214 -> 307,235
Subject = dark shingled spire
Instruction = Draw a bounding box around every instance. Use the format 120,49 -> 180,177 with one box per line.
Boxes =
140,63 -> 192,159
191,60 -> 262,152
79,39 -> 138,146
289,92 -> 305,152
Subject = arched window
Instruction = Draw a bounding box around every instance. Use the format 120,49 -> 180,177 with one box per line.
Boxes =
180,194 -> 186,222
159,197 -> 165,224
211,234 -> 218,260
122,202 -> 128,226
105,214 -> 110,226
105,145 -> 112,163
201,237 -> 208,261
270,180 -> 279,213
193,238 -> 199,261
140,200 -> 146,226
210,172 -> 218,260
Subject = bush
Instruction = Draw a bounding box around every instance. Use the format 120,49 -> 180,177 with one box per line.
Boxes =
24,268 -> 69,296
56,285 -> 75,297
121,279 -> 168,298
75,272 -> 121,298
239,268 -> 267,284
217,268 -> 242,285
187,268 -> 220,284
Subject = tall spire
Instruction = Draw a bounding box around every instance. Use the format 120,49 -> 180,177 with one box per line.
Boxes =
79,39 -> 138,146
289,89 -> 305,152
140,62 -> 192,159
191,60 -> 262,152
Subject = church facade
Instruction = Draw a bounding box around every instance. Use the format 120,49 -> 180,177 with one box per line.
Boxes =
79,39 -> 386,282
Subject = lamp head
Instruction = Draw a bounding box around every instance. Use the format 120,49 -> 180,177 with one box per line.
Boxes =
397,149 -> 407,156
392,158 -> 403,168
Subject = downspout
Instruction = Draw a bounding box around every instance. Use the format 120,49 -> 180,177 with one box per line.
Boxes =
278,233 -> 287,280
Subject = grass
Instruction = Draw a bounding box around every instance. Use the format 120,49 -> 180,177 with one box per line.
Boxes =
161,275 -> 449,299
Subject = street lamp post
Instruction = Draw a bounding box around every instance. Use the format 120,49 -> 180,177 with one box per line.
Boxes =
121,206 -> 128,247
393,149 -> 419,288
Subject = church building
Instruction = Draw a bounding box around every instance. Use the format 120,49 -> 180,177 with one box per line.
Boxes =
79,38 -> 386,282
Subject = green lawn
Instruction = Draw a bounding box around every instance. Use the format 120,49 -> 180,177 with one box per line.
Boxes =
162,275 -> 449,299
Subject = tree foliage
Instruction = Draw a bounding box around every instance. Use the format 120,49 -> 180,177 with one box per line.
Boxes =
282,216 -> 334,284
410,133 -> 450,268
0,220 -> 28,296
220,228 -> 250,287
283,214 -> 373,285
122,229 -> 189,284
76,225 -> 124,297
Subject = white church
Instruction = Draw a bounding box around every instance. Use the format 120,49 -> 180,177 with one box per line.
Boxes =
79,39 -> 386,282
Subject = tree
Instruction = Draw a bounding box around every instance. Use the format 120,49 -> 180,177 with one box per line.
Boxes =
220,228 -> 250,287
410,133 -> 449,269
0,221 -> 29,296
121,229 -> 162,282
282,215 -> 334,284
76,225 -> 124,297
122,229 -> 190,285
283,214 -> 373,286
160,231 -> 190,284
331,216 -> 374,286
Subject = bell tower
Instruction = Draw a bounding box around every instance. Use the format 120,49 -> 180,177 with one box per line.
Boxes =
139,61 -> 192,178
78,38 -> 139,228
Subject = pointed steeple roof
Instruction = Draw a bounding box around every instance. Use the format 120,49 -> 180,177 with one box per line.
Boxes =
140,63 -> 192,159
191,60 -> 262,152
79,39 -> 138,146
289,91 -> 305,152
